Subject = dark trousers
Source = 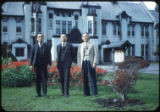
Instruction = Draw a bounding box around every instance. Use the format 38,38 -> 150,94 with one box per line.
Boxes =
35,67 -> 47,96
59,62 -> 70,96
82,61 -> 98,95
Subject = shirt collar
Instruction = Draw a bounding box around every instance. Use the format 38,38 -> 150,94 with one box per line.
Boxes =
38,42 -> 43,46
62,42 -> 67,46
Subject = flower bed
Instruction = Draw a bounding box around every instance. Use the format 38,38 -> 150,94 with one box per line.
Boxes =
2,60 -> 107,86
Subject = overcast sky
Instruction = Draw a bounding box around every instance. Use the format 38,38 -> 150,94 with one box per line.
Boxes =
134,1 -> 157,10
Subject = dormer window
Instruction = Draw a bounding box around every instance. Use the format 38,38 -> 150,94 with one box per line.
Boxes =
74,15 -> 78,20
88,7 -> 96,16
49,13 -> 53,19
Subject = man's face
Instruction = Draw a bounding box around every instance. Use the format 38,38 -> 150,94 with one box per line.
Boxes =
60,35 -> 67,42
82,34 -> 89,42
37,34 -> 43,43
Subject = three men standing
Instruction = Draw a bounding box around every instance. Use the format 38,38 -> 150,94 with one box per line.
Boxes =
57,34 -> 74,97
30,33 -> 98,97
77,33 -> 98,96
30,34 -> 51,98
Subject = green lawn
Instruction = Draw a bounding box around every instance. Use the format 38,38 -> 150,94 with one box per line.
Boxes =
1,73 -> 159,111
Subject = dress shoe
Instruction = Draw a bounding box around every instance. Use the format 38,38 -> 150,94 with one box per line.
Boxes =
35,94 -> 41,97
43,95 -> 49,98
64,94 -> 70,97
84,94 -> 90,96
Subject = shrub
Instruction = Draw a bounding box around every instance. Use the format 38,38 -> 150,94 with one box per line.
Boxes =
48,64 -> 60,84
96,67 -> 107,81
1,66 -> 35,87
103,69 -> 137,102
103,57 -> 149,103
48,62 -> 107,85
118,56 -> 150,70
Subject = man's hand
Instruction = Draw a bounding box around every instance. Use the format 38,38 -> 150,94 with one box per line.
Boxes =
30,66 -> 34,72
47,65 -> 51,69
92,63 -> 96,69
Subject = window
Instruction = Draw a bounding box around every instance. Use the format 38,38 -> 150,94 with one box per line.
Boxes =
16,17 -> 22,23
55,10 -> 60,16
128,24 -> 135,37
75,21 -> 78,28
88,7 -> 96,15
68,11 -> 72,17
102,22 -> 106,35
38,18 -> 41,32
88,20 -> 92,34
62,21 -> 66,34
56,20 -> 60,34
128,47 -> 130,56
132,25 -> 135,36
113,23 -> 116,35
132,44 -> 135,56
145,44 -> 148,58
128,24 -> 131,36
118,24 -> 121,36
49,20 -> 53,28
74,15 -> 78,20
113,22 -> 120,36
16,27 -> 21,32
15,48 -> 24,57
49,13 -> 53,19
141,24 -> 149,37
141,44 -> 144,57
31,18 -> 34,32
68,21 -> 72,34
3,26 -> 7,32
145,25 -> 149,37
94,21 -> 97,35
141,24 -> 144,36
62,11 -> 65,17
2,18 -> 8,22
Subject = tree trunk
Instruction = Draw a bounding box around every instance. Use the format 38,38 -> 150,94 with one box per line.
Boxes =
120,93 -> 127,103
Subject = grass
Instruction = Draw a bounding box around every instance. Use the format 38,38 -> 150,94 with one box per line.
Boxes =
1,73 -> 159,111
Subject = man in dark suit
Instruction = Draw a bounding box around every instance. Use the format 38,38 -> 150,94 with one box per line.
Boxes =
57,34 -> 74,97
30,33 -> 51,98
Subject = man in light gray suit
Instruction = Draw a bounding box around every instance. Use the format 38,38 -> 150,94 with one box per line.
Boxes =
77,33 -> 98,96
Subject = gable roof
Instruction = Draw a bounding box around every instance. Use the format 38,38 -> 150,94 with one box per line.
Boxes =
149,10 -> 159,28
2,2 -> 24,16
67,28 -> 82,43
1,1 -> 153,23
47,2 -> 82,9
100,2 -> 153,22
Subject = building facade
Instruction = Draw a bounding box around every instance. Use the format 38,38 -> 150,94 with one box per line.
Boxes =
1,2 -> 159,62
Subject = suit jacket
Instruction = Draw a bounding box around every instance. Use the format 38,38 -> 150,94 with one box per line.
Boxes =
77,42 -> 97,67
30,43 -> 51,68
57,42 -> 74,69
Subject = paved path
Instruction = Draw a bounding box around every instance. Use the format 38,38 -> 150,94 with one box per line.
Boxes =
97,63 -> 159,75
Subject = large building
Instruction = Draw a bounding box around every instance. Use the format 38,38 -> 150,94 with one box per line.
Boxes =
1,2 -> 159,63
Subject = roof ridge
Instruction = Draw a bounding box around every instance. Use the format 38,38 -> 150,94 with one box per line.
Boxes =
139,2 -> 154,22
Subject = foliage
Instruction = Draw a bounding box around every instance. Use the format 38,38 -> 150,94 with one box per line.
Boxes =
48,62 -> 107,84
96,67 -> 107,80
103,57 -> 150,102
153,44 -> 159,56
2,60 -> 107,86
102,69 -> 137,102
1,66 -> 35,87
2,43 -> 17,61
2,60 -> 30,71
118,56 -> 150,70
1,57 -> 12,65
48,62 -> 60,84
